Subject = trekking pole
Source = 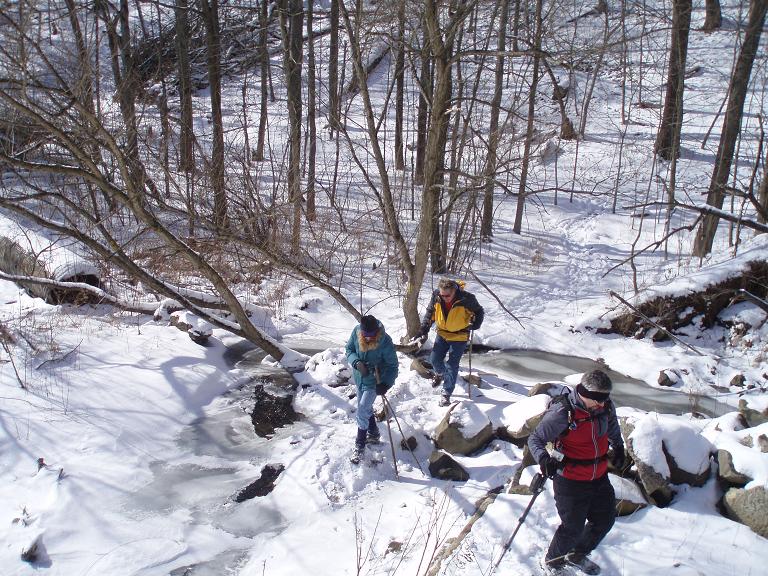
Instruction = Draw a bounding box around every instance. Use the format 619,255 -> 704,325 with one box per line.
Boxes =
490,473 -> 547,573
382,396 -> 425,475
468,330 -> 473,400
376,367 -> 399,478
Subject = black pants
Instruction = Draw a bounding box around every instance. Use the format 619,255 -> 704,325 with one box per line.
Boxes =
545,474 -> 616,561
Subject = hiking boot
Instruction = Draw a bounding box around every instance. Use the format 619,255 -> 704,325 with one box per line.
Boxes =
438,394 -> 451,407
350,445 -> 365,465
366,431 -> 383,445
565,552 -> 600,575
541,557 -> 569,575
432,373 -> 443,388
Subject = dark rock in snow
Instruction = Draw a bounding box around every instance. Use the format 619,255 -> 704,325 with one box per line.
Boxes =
235,463 -> 285,502
428,450 -> 469,482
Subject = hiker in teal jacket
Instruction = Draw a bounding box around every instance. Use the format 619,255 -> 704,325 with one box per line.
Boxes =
346,315 -> 398,464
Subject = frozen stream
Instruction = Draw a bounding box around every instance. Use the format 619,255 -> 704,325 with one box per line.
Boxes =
126,341 -> 728,574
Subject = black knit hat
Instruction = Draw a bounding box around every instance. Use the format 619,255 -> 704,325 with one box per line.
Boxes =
577,370 -> 612,401
360,315 -> 379,336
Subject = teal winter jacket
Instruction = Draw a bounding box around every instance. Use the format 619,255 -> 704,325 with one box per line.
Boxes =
345,322 -> 399,391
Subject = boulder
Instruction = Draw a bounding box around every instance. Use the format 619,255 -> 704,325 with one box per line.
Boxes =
716,449 -> 751,487
250,374 -> 300,437
428,450 -> 469,482
723,486 -> 768,538
410,357 -> 434,379
759,434 -> 768,453
433,401 -> 493,456
610,475 -> 648,517
627,413 -> 712,502
234,463 -> 285,502
627,436 -> 675,507
501,394 -> 550,442
739,398 -> 768,427
662,443 -> 711,487
730,373 -> 746,387
528,382 -> 564,397
658,369 -> 680,387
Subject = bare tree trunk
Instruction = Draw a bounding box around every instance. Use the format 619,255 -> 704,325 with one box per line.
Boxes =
513,0 -> 542,234
255,0 -> 270,161
175,0 -> 195,173
306,0 -> 317,221
278,0 -> 304,254
414,24 -> 432,186
328,0 -> 340,131
760,133 -> 768,227
99,0 -> 156,200
655,0 -> 691,161
480,0 -> 510,241
703,0 -> 722,31
394,0 -> 406,171
200,0 -> 228,230
694,0 -> 767,256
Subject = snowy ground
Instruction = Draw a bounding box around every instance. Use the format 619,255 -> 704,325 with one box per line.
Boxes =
1,226 -> 767,575
2,1 -> 768,574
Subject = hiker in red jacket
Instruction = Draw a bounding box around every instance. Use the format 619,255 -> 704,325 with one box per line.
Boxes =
528,370 -> 625,576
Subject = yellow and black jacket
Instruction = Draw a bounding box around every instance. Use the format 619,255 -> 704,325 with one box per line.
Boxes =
419,287 -> 484,342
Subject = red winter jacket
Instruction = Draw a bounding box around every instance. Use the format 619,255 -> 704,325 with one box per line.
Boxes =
528,387 -> 623,481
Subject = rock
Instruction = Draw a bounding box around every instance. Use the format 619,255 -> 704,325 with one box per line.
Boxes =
433,401 -> 494,456
738,398 -> 768,427
658,369 -> 680,387
506,445 -> 538,493
663,443 -> 711,487
428,450 -> 469,482
21,534 -> 50,566
610,475 -> 648,517
723,486 -> 768,538
730,373 -> 746,387
170,311 -> 211,345
502,394 -> 550,442
716,449 -> 751,487
235,463 -> 285,502
400,436 -> 418,451
759,435 -> 768,453
627,436 -> 675,507
410,357 -> 434,379
251,375 -> 300,437
528,382 -> 563,397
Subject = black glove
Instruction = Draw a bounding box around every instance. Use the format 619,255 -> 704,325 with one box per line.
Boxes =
539,454 -> 559,479
376,383 -> 389,396
610,446 -> 626,470
354,360 -> 369,377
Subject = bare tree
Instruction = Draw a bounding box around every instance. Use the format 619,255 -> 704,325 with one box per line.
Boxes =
394,0 -> 406,171
255,0 -> 270,161
200,0 -> 228,230
277,0 -> 304,254
513,0 -> 542,234
305,0 -> 317,221
655,0 -> 692,161
703,0 -> 722,32
175,0 -> 195,172
694,0 -> 768,256
480,0 -> 511,241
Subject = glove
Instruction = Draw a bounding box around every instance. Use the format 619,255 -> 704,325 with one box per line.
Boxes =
408,334 -> 427,348
539,454 -> 559,479
610,446 -> 626,470
354,360 -> 369,377
376,383 -> 390,396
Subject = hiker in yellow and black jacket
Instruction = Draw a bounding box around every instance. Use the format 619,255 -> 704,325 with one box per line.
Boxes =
416,277 -> 484,406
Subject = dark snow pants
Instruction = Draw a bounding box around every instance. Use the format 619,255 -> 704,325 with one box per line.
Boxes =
545,473 -> 616,562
